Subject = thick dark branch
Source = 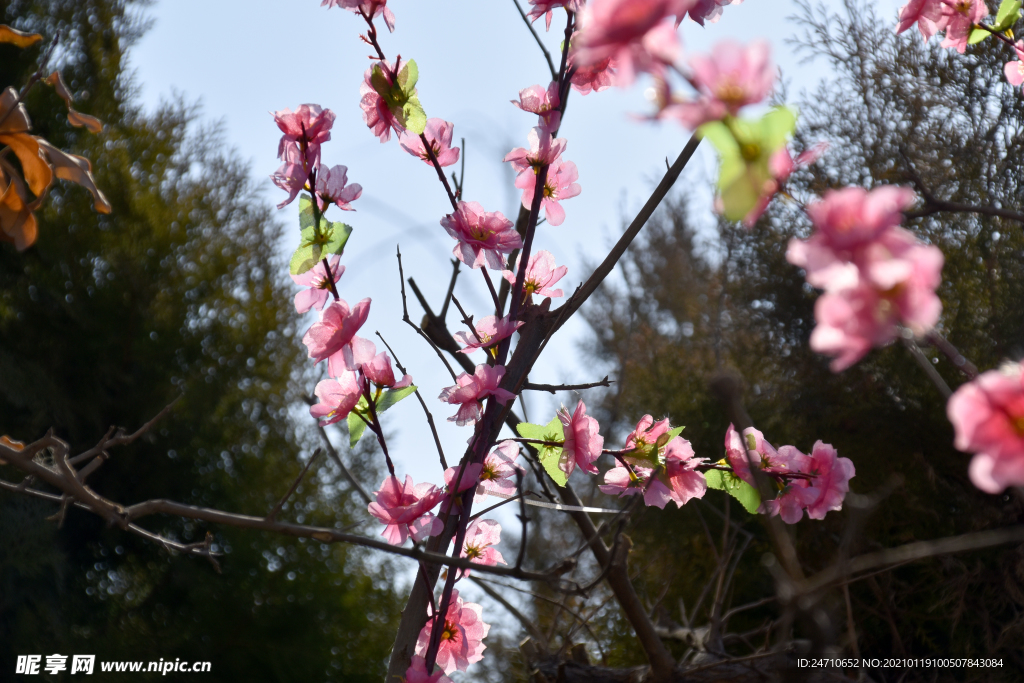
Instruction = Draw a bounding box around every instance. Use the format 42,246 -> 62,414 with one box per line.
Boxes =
524,376 -> 611,393
470,575 -> 549,648
551,134 -> 701,334
904,199 -> 1024,224
397,247 -> 462,381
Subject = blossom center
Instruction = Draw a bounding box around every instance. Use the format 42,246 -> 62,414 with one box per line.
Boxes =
715,81 -> 747,107
1012,415 -> 1024,436
740,142 -> 761,162
465,544 -> 483,560
441,621 -> 458,641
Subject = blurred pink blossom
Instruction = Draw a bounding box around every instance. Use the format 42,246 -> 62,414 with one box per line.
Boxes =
670,39 -> 774,129
322,0 -> 396,31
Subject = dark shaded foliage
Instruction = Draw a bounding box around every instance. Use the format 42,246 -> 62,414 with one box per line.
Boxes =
0,1 -> 399,680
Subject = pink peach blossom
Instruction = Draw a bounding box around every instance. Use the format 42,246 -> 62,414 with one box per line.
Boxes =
504,127 -> 567,178
599,462 -> 653,500
454,315 -> 524,355
760,445 -> 819,524
600,436 -> 705,509
799,186 -> 917,255
415,589 -> 490,674
440,201 -> 522,270
502,250 -> 568,300
368,475 -> 444,545
671,40 -> 774,129
724,423 -> 787,487
399,118 -> 461,167
516,159 -> 581,226
948,362 -> 1024,493
444,463 -> 484,497
896,0 -> 946,40
512,82 -> 562,133
1005,41 -> 1024,88
322,0 -> 396,32
572,0 -> 679,86
273,104 -> 335,162
291,254 -> 344,314
678,0 -> 744,26
302,298 -> 371,378
557,400 -> 604,476
404,657 -> 452,683
363,350 -> 412,389
569,54 -> 617,95
527,0 -> 585,30
475,440 -> 523,501
459,519 -> 506,578
940,0 -> 988,53
439,364 -> 516,426
315,164 -> 362,212
309,372 -> 363,426
624,414 -> 672,459
803,441 -> 855,519
359,61 -> 402,142
271,145 -> 309,209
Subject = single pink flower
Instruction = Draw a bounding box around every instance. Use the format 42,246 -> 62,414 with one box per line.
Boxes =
309,372 -> 363,426
569,53 -> 617,95
302,298 -> 371,378
459,519 -> 506,578
671,40 -> 774,129
368,475 -> 444,545
273,104 -> 335,162
557,400 -> 604,476
439,364 -> 516,426
504,127 -> 567,178
805,235 -> 944,372
359,61 -> 403,143
340,335 -> 377,373
399,118 -> 461,167
315,164 -> 362,212
322,0 -> 396,32
454,315 -> 525,355
760,445 -> 819,524
940,0 -> 988,53
271,145 -> 309,209
527,0 -> 585,30
948,362 -> 1024,493
572,0 -> 679,86
677,0 -> 744,26
741,143 -> 828,228
444,463 -> 484,496
502,250 -> 568,300
624,414 -> 672,460
512,82 -> 562,133
659,436 -> 707,507
516,159 -> 581,227
600,462 -> 656,501
896,0 -> 947,40
415,589 -> 490,674
803,441 -> 855,519
724,423 -> 786,487
404,657 -> 452,683
291,254 -> 344,314
440,201 -> 522,270
363,350 -> 412,389
475,440 -> 523,501
1005,41 -> 1024,88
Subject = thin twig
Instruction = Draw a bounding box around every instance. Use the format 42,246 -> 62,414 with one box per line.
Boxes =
266,449 -> 323,522
523,377 -> 612,393
397,247 -> 459,382
510,0 -> 557,81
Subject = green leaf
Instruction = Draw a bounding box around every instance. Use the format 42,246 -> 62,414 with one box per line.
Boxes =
516,417 -> 567,487
347,397 -> 370,448
697,120 -> 739,157
995,0 -> 1022,31
758,106 -> 797,151
321,221 -> 352,256
290,242 -> 321,276
298,193 -> 316,231
401,96 -> 427,136
397,59 -> 419,92
968,27 -> 992,44
705,467 -> 761,514
376,385 -> 417,413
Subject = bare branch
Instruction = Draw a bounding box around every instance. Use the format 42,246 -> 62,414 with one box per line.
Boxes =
523,377 -> 612,394
266,449 -> 323,522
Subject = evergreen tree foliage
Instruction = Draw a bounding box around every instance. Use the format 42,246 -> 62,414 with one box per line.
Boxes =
0,1 -> 399,679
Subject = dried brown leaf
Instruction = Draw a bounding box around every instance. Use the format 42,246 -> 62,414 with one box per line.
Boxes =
44,72 -> 103,134
0,167 -> 38,250
0,133 -> 52,196
36,137 -> 112,214
0,87 -> 31,134
0,25 -> 43,49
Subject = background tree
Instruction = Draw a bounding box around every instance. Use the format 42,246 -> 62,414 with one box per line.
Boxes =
577,0 -> 1024,677
0,1 -> 401,679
